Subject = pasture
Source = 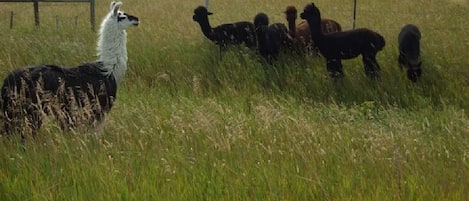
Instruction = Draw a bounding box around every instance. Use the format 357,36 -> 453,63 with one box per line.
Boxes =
1,0 -> 469,200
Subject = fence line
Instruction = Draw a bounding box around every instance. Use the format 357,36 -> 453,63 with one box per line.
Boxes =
0,0 -> 95,30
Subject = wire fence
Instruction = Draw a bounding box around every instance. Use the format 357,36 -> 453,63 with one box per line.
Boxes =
0,0 -> 95,30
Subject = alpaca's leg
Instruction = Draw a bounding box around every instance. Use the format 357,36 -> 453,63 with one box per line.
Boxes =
219,45 -> 223,60
245,36 -> 257,50
398,53 -> 406,70
363,53 -> 380,79
326,59 -> 344,78
218,44 -> 229,60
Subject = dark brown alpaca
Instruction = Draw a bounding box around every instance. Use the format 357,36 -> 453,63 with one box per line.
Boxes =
398,24 -> 422,82
285,6 -> 342,54
254,12 -> 293,64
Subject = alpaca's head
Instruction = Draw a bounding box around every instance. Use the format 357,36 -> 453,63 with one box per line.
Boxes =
407,67 -> 422,82
254,13 -> 269,28
104,1 -> 139,31
193,6 -> 212,22
300,3 -> 321,25
285,6 -> 298,22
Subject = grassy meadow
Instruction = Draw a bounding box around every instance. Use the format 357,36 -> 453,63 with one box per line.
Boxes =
1,0 -> 469,200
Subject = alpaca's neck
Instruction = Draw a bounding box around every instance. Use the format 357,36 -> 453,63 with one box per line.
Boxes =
196,18 -> 214,40
255,26 -> 268,54
306,19 -> 324,45
287,19 -> 297,38
97,17 -> 128,84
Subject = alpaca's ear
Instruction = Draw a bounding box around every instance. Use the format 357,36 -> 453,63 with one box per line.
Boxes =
111,1 -> 123,16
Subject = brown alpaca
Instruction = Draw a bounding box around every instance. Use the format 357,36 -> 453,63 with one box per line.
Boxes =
285,6 -> 342,54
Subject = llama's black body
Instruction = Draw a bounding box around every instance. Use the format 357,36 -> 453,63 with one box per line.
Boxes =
1,62 -> 116,135
193,6 -> 257,55
300,3 -> 385,78
1,1 -> 138,137
398,24 -> 422,82
254,13 -> 292,63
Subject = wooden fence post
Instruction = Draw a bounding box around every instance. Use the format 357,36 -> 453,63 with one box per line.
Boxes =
90,0 -> 95,31
10,11 -> 14,29
353,0 -> 357,29
34,0 -> 39,26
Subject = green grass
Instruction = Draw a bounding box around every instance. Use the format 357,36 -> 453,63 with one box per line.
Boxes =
1,0 -> 469,200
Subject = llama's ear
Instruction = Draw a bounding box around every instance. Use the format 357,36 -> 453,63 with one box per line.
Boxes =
111,1 -> 123,16
110,1 -> 116,10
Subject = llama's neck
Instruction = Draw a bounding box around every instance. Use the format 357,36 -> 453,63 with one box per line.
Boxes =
196,18 -> 214,40
97,17 -> 128,84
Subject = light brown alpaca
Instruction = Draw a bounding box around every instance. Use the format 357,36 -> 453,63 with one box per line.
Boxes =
285,6 -> 342,54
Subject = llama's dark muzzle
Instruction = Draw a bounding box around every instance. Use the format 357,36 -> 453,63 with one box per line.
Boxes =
128,15 -> 139,26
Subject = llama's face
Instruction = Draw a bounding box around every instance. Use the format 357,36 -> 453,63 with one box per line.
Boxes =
110,2 -> 139,29
115,11 -> 139,28
193,6 -> 212,22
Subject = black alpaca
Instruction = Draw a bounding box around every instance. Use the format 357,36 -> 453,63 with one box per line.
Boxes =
300,3 -> 385,78
254,12 -> 293,63
193,6 -> 257,58
398,24 -> 422,82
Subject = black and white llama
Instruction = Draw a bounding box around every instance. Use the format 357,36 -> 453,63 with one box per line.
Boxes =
192,6 -> 257,58
398,24 -> 422,82
1,1 -> 139,136
300,3 -> 385,79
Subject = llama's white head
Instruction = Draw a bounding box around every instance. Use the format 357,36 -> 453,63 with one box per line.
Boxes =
97,1 -> 139,83
108,1 -> 139,29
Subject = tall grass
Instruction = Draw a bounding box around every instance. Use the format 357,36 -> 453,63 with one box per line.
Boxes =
1,0 -> 469,200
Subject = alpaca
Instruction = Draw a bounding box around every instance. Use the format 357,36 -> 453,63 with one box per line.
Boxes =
1,1 -> 139,136
300,3 -> 385,78
192,6 -> 257,58
254,12 -> 292,63
285,6 -> 342,54
398,24 -> 422,82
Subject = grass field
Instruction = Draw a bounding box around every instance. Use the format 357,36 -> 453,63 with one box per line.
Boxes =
1,0 -> 469,200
